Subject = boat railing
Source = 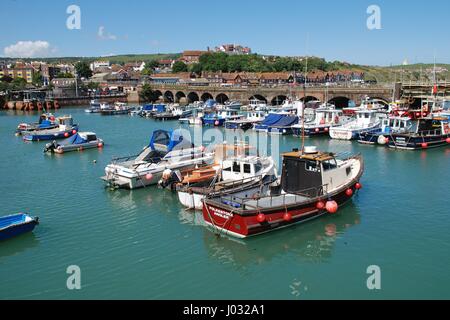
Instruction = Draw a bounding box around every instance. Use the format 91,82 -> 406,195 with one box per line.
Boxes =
217,184 -> 329,211
213,174 -> 265,192
417,128 -> 442,137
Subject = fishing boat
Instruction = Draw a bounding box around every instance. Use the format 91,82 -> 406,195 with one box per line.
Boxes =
16,113 -> 58,135
202,146 -> 364,238
202,109 -> 242,127
84,100 -> 102,113
44,132 -> 104,154
22,116 -> 79,142
101,129 -> 214,189
245,98 -> 268,111
329,109 -> 386,140
100,102 -> 132,115
387,117 -> 450,150
161,143 -> 278,210
292,105 -> 351,137
358,116 -> 413,145
0,213 -> 39,241
342,97 -> 387,116
225,111 -> 266,130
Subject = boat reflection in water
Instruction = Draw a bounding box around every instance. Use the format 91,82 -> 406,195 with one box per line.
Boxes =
199,204 -> 361,267
0,233 -> 40,259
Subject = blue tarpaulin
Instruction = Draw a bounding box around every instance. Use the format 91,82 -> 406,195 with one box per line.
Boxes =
66,133 -> 87,145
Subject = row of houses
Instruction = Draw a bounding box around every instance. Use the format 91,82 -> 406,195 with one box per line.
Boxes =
147,70 -> 365,86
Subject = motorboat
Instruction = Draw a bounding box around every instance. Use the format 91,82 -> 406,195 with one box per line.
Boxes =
202,109 -> 243,127
225,111 -> 266,130
387,117 -> 450,150
202,146 -> 364,238
100,102 -> 132,115
44,132 -> 104,154
22,116 -> 79,142
292,105 -> 352,137
168,143 -> 278,210
0,213 -> 39,241
101,130 -> 214,189
329,109 -> 386,140
343,97 -> 387,116
16,113 -> 58,135
358,116 -> 413,145
85,100 -> 102,113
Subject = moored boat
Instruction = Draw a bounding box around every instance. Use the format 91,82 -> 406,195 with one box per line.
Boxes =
44,132 -> 104,154
101,129 -> 214,189
16,113 -> 58,135
22,116 -> 79,142
0,213 -> 39,241
329,109 -> 386,140
358,116 -> 413,145
170,143 -> 278,210
387,117 -> 450,150
202,146 -> 364,238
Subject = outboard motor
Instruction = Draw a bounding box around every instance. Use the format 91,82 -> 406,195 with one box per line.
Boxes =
158,169 -> 182,190
44,140 -> 58,153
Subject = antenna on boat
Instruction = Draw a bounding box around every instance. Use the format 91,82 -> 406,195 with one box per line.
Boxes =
301,34 -> 309,154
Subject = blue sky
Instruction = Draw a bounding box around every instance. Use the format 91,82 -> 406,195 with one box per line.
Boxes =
2,0 -> 449,65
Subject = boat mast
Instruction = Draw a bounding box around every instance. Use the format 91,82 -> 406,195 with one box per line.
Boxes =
302,54 -> 308,153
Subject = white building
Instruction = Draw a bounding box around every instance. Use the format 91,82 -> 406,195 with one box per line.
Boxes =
90,61 -> 111,71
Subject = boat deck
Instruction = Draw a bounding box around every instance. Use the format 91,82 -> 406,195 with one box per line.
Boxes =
237,193 -> 311,209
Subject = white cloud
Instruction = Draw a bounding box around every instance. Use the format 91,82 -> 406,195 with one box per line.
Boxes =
97,26 -> 117,40
4,41 -> 53,58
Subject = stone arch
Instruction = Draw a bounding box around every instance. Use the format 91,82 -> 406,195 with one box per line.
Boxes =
175,91 -> 186,103
300,96 -> 320,103
328,96 -> 351,109
249,94 -> 267,103
201,92 -> 214,102
271,95 -> 288,106
164,91 -> 174,103
216,93 -> 229,104
153,90 -> 163,101
187,92 -> 200,103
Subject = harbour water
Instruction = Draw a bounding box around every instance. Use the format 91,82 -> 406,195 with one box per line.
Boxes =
1,107 -> 450,299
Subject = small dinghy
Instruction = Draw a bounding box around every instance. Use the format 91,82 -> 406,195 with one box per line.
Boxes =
44,132 -> 104,154
0,213 -> 39,241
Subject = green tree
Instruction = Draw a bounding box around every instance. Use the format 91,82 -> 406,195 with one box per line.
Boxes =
142,60 -> 160,75
87,82 -> 100,90
172,61 -> 188,73
75,62 -> 93,79
32,72 -> 44,87
11,78 -> 27,90
140,84 -> 159,102
189,63 -> 203,75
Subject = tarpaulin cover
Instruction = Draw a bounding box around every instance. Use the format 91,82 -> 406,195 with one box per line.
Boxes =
270,115 -> 299,127
261,113 -> 283,126
66,133 -> 87,145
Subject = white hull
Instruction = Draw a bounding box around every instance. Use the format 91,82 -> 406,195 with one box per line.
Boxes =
330,123 -> 380,140
178,191 -> 205,210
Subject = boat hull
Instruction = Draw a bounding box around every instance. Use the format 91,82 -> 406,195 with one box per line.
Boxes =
0,214 -> 39,241
23,126 -> 79,142
388,133 -> 450,150
202,182 -> 360,239
330,124 -> 380,140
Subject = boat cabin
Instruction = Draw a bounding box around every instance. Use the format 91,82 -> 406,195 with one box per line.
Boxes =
313,108 -> 344,125
281,146 -> 353,197
78,132 -> 98,142
381,117 -> 412,134
58,116 -> 74,127
414,118 -> 449,135
355,109 -> 384,126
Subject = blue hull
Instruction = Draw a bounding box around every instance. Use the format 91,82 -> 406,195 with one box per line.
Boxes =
388,133 -> 450,150
23,126 -> 79,142
0,214 -> 39,241
292,127 -> 330,137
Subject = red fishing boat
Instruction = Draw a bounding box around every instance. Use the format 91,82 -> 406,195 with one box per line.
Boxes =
202,146 -> 364,238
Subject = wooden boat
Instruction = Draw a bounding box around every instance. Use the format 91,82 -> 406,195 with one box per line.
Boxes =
202,146 -> 364,238
0,213 -> 39,241
44,132 -> 104,154
164,143 -> 278,210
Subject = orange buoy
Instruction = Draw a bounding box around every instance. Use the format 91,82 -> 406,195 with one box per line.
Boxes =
283,213 -> 292,222
355,183 -> 362,190
421,142 -> 428,149
64,132 -> 69,137
145,173 -> 153,180
346,188 -> 354,197
316,201 -> 325,210
98,142 -> 103,148
446,138 -> 450,144
256,213 -> 266,223
325,201 -> 338,214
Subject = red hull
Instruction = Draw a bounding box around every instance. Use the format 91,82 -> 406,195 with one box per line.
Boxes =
202,183 -> 360,238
